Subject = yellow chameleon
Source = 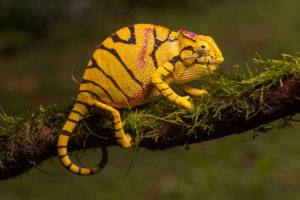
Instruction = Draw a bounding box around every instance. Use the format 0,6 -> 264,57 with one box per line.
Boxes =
57,24 -> 224,175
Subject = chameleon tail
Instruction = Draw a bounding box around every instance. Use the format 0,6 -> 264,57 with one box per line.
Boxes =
57,103 -> 108,175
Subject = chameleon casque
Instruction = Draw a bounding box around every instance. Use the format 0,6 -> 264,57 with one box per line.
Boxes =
57,24 -> 224,175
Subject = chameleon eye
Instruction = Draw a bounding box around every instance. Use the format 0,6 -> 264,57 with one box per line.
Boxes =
197,42 -> 210,55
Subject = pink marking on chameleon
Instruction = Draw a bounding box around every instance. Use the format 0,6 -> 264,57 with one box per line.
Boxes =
180,29 -> 198,38
136,27 -> 152,70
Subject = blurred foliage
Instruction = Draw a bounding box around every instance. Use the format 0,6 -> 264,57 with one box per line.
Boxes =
0,0 -> 299,200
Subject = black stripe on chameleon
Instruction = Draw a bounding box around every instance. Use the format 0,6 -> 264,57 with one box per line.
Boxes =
66,162 -> 73,169
81,78 -> 116,103
98,44 -> 144,89
67,118 -> 78,124
78,90 -> 100,99
149,28 -> 178,69
114,128 -> 122,132
89,168 -> 94,175
179,46 -> 195,62
163,65 -> 171,73
180,45 -> 195,54
169,55 -> 180,66
75,100 -> 92,111
110,25 -> 136,45
154,82 -> 164,85
58,153 -> 68,159
61,130 -> 71,136
113,121 -> 120,125
87,57 -> 131,102
158,87 -> 169,92
71,110 -> 84,117
166,92 -> 174,97
149,28 -> 163,69
77,167 -> 82,175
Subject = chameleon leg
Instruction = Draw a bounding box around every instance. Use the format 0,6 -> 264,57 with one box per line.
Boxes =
94,101 -> 132,148
151,62 -> 193,110
176,83 -> 209,97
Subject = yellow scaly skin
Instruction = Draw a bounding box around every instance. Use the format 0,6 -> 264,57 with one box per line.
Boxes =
57,24 -> 224,175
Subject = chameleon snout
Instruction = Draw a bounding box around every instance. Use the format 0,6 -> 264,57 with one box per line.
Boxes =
184,54 -> 224,65
196,55 -> 224,65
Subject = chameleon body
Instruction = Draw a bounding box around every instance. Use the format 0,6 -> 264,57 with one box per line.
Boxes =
57,24 -> 224,175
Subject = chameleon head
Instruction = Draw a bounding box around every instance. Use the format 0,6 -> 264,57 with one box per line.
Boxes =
178,30 -> 224,67
194,35 -> 224,65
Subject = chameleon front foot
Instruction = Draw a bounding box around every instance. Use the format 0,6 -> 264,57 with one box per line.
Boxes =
175,95 -> 193,110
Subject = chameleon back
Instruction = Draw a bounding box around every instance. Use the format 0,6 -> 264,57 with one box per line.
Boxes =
79,24 -> 179,108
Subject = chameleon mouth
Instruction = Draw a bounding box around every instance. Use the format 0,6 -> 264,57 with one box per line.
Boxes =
196,56 -> 224,65
185,55 -> 224,65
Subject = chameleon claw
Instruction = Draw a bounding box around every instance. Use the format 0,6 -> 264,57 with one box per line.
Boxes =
186,101 -> 194,111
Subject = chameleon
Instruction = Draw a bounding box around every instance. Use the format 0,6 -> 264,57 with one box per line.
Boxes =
57,24 -> 224,175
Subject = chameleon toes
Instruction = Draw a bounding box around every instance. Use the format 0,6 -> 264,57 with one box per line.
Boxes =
195,90 -> 209,98
185,101 -> 194,111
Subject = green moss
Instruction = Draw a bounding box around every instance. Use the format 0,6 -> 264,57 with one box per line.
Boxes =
0,54 -> 299,162
0,103 -> 69,163
123,54 -> 300,144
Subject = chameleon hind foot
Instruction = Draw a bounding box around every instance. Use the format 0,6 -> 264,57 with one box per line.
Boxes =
116,132 -> 132,148
93,101 -> 132,148
192,89 -> 209,98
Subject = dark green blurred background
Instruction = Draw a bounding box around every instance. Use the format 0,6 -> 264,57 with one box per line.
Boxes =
0,0 -> 299,199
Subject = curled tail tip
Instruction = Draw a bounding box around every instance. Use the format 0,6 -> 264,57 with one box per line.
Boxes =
57,143 -> 108,176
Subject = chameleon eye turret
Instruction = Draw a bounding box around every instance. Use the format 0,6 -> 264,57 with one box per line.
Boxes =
57,24 -> 224,175
197,41 -> 210,56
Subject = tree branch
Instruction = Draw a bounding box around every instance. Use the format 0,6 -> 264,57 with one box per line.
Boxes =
0,55 -> 299,180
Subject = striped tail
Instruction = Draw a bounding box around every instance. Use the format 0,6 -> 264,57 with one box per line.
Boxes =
57,102 -> 108,175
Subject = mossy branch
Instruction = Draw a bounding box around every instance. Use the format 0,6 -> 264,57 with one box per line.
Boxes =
0,54 -> 299,180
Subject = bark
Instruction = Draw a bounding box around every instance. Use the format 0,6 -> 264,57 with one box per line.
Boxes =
0,77 -> 299,180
